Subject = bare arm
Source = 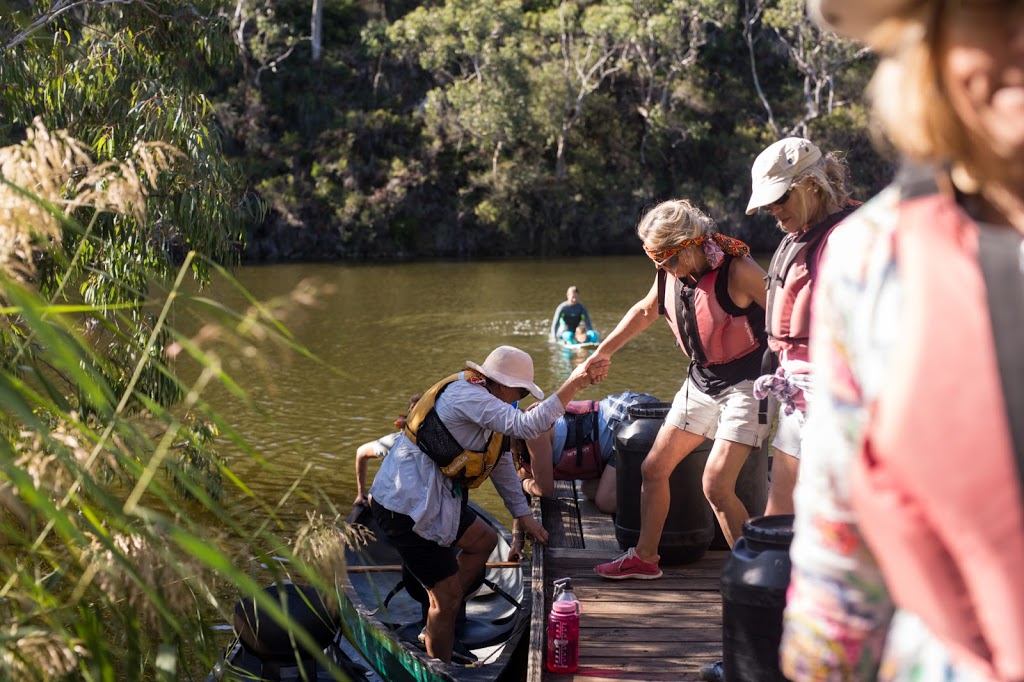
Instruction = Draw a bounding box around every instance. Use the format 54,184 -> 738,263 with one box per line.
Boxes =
581,278 -> 661,380
553,362 -> 600,407
727,255 -> 769,310
353,442 -> 378,506
521,429 -> 556,498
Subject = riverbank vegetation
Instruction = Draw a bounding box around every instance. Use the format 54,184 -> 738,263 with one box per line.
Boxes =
3,0 -> 890,264
235,0 -> 889,259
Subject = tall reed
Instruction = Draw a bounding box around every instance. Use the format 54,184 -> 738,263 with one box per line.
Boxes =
0,121 -> 360,680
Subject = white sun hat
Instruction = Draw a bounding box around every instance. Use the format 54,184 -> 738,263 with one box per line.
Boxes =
466,345 -> 544,400
745,137 -> 823,215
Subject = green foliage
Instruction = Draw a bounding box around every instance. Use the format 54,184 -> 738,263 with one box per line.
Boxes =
0,123 -> 359,679
207,0 -> 884,260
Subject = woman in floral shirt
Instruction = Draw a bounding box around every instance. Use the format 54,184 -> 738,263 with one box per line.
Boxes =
782,1 -> 1024,680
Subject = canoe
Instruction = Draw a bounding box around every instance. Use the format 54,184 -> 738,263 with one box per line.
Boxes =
341,501 -> 529,682
208,582 -> 372,682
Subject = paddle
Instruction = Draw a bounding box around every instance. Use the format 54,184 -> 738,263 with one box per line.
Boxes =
347,561 -> 522,573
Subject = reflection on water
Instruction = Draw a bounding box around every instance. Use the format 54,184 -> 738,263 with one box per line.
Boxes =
193,255 -> 767,532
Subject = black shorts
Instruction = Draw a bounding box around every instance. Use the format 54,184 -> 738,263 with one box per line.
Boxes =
369,496 -> 478,589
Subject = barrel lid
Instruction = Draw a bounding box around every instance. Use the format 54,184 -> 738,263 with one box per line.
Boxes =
626,402 -> 673,420
742,514 -> 795,545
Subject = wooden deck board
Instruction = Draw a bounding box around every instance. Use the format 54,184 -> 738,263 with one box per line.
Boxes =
528,480 -> 726,682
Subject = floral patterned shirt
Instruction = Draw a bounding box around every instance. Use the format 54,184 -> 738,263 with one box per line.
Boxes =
780,185 -> 981,682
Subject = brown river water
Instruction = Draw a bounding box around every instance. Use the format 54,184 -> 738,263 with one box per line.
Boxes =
192,254 -> 769,533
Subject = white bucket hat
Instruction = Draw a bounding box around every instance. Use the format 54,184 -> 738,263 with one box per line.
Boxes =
466,345 -> 545,400
745,137 -> 822,215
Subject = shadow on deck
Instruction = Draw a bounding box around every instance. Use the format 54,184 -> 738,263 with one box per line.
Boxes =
526,479 -> 726,682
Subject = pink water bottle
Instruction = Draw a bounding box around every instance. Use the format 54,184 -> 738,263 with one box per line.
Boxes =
546,577 -> 580,674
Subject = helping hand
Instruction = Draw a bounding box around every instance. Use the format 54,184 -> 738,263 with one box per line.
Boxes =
582,351 -> 610,383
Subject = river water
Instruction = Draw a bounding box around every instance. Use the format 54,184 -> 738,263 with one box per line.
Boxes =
195,255 -> 765,531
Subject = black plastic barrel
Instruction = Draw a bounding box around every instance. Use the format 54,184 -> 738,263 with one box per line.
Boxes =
720,514 -> 795,682
614,403 -> 715,564
708,440 -> 769,550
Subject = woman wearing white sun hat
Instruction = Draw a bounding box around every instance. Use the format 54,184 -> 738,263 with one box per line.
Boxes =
369,345 -> 604,664
744,136 -> 860,517
781,0 -> 1024,681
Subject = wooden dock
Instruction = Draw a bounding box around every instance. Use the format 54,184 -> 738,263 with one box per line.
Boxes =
526,480 -> 726,682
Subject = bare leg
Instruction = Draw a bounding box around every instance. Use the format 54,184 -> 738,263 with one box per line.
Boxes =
592,465 -> 617,514
702,439 -> 754,547
422,517 -> 496,663
423,576 -> 461,662
634,424 -> 707,562
765,448 -> 799,516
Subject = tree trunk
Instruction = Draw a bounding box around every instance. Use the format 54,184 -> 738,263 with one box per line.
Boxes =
311,0 -> 324,64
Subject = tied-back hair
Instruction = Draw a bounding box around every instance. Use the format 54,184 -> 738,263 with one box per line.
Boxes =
792,152 -> 853,225
637,199 -> 717,254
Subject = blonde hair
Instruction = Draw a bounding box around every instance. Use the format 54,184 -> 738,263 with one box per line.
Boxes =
789,152 -> 852,227
636,199 -> 717,253
867,2 -> 977,174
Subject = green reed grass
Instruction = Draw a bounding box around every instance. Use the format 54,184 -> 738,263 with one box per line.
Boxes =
0,121 -> 363,680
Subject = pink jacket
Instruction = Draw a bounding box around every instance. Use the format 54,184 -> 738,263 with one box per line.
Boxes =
850,191 -> 1024,681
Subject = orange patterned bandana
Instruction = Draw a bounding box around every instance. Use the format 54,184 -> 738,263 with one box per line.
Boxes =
643,233 -> 750,263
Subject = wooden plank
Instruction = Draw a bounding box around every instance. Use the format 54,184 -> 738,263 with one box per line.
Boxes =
527,496 -> 546,682
534,473 -> 727,682
585,627 -> 722,642
576,495 -> 619,551
578,641 -> 722,657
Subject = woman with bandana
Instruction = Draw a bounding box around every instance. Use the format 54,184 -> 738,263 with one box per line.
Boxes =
585,199 -> 770,580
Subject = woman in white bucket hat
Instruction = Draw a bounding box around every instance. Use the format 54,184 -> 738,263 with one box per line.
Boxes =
368,345 -> 605,664
745,137 -> 860,519
782,1 -> 1024,681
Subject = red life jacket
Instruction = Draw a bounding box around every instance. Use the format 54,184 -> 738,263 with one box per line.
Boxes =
659,256 -> 761,367
765,205 -> 856,356
848,183 -> 1024,680
551,400 -> 603,481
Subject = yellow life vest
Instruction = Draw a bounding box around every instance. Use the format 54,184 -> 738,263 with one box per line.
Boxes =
403,370 -> 508,489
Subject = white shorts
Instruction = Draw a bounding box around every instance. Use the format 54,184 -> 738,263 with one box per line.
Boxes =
771,409 -> 805,459
665,378 -> 770,447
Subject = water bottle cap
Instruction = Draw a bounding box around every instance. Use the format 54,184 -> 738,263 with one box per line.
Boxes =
552,601 -> 577,614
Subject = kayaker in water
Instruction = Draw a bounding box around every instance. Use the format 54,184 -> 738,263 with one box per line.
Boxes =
549,285 -> 594,341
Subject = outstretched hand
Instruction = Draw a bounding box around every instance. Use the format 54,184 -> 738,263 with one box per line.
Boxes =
582,351 -> 610,383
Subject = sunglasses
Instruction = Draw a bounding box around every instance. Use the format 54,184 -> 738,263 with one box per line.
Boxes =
768,190 -> 792,208
653,253 -> 679,270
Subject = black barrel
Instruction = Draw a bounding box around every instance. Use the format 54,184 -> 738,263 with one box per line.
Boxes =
614,403 -> 714,564
720,514 -> 795,682
708,440 -> 769,550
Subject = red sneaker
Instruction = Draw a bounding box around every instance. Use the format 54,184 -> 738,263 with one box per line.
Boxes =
594,547 -> 662,579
